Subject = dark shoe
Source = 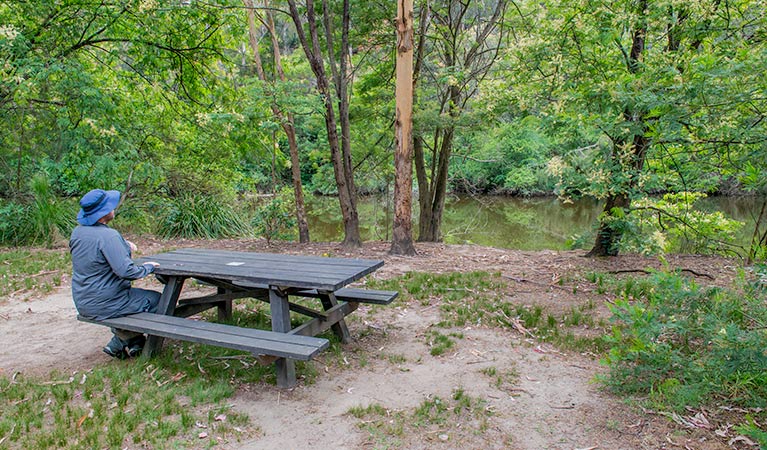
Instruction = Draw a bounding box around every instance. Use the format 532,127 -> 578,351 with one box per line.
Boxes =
125,335 -> 146,358
103,336 -> 128,359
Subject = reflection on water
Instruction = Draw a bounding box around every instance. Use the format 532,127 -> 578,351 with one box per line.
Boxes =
305,195 -> 763,251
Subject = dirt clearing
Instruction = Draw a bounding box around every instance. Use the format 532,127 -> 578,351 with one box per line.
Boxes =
0,240 -> 741,449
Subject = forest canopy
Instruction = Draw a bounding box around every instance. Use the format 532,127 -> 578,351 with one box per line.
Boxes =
0,0 -> 765,258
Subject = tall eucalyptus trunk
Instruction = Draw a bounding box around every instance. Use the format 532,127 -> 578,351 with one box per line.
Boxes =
390,0 -> 417,255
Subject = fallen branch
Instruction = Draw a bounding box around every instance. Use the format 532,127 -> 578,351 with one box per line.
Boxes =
607,268 -> 714,280
501,275 -> 572,291
26,270 -> 61,279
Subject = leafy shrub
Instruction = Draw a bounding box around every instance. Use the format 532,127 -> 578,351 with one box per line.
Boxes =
624,192 -> 743,255
251,188 -> 297,243
0,175 -> 75,246
572,192 -> 743,255
602,271 -> 767,412
156,194 -> 250,239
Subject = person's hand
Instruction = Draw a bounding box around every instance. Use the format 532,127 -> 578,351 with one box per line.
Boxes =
126,240 -> 138,252
146,261 -> 160,268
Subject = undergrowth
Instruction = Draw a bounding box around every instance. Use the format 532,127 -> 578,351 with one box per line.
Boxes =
602,269 -> 767,445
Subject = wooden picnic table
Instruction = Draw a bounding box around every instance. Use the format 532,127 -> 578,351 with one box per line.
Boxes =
129,248 -> 392,387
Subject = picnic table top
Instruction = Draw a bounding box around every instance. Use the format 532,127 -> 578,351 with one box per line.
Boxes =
138,248 -> 384,291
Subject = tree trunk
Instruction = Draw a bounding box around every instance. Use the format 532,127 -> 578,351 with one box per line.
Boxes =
412,2 -> 434,242
414,0 -> 505,242
245,0 -> 310,243
586,193 -> 630,257
390,0 -> 416,255
747,197 -> 767,264
587,0 -> 649,257
328,0 -> 360,247
287,0 -> 361,247
263,0 -> 310,243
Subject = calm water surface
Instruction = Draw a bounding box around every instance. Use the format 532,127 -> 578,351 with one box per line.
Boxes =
306,195 -> 763,251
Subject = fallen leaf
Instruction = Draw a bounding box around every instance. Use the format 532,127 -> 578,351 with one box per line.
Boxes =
76,413 -> 88,429
715,423 -> 732,437
728,436 -> 758,447
198,432 -> 208,439
214,414 -> 226,422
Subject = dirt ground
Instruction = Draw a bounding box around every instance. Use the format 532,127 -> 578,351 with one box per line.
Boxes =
0,239 -> 750,449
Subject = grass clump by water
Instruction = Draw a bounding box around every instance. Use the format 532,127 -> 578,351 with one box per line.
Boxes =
0,176 -> 75,247
602,270 -> 767,446
156,194 -> 251,239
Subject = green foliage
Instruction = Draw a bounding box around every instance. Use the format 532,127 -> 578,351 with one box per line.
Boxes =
602,272 -> 767,413
156,194 -> 251,239
453,117 -> 557,195
0,175 -> 75,246
575,192 -> 745,256
251,188 -> 297,243
623,193 -> 744,255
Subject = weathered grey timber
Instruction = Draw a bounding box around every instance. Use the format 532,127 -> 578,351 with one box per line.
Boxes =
138,248 -> 384,291
232,281 -> 398,305
122,248 -> 390,388
78,313 -> 329,360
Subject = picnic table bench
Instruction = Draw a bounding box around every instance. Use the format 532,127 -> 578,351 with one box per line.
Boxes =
80,248 -> 395,387
78,312 -> 329,360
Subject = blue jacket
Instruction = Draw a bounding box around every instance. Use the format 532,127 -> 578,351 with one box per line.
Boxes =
70,224 -> 155,320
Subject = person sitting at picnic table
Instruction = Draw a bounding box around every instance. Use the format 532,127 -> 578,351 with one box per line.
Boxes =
69,189 -> 161,359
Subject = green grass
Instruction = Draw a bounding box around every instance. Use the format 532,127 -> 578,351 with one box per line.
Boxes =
372,271 -> 612,354
0,303 -> 342,449
0,248 -> 71,297
479,365 -> 520,389
0,349 -> 255,449
346,388 -> 493,448
156,194 -> 251,239
424,329 -> 458,356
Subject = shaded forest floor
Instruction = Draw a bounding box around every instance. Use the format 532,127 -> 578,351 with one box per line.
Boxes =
0,239 -> 750,449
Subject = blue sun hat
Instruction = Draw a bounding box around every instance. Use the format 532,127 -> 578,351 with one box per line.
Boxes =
77,189 -> 120,226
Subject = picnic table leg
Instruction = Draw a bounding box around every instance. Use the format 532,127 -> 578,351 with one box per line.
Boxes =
318,292 -> 352,344
216,286 -> 233,321
269,288 -> 296,388
144,276 -> 185,357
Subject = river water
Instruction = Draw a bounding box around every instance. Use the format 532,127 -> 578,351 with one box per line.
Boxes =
305,195 -> 763,251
